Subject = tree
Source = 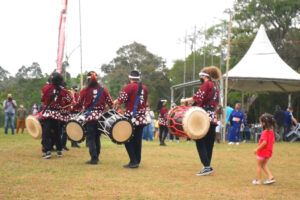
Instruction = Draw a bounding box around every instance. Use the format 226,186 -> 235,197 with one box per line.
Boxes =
0,66 -> 10,81
16,62 -> 43,79
101,42 -> 170,108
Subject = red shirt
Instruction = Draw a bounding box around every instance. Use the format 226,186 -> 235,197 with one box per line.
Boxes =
76,85 -> 113,122
41,84 -> 72,121
258,130 -> 275,158
192,81 -> 219,125
117,82 -> 148,126
158,107 -> 168,126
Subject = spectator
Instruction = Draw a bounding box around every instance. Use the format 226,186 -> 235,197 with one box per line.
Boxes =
142,104 -> 154,141
273,105 -> 285,141
228,103 -> 245,145
3,94 -> 17,134
16,104 -> 27,134
215,105 -> 223,143
283,106 -> 298,141
242,113 -> 251,142
31,103 -> 40,114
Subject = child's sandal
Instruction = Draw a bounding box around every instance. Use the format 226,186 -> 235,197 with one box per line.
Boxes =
263,178 -> 275,185
252,180 -> 261,185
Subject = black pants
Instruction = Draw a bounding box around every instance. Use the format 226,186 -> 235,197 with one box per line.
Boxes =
283,124 -> 292,141
61,122 -> 68,147
159,125 -> 168,143
125,126 -> 143,165
86,121 -> 101,161
195,124 -> 216,167
42,118 -> 62,152
169,133 -> 179,140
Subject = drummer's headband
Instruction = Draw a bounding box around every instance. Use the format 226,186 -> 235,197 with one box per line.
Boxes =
87,73 -> 97,80
199,72 -> 210,77
161,99 -> 167,102
128,75 -> 140,79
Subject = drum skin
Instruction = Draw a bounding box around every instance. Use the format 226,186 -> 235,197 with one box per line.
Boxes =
168,106 -> 210,139
182,107 -> 210,139
65,120 -> 86,143
25,113 -> 43,139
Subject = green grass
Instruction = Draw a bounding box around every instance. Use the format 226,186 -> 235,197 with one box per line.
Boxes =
0,129 -> 300,200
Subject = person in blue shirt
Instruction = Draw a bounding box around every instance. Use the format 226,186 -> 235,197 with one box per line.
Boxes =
228,103 -> 245,145
283,107 -> 298,141
3,94 -> 17,135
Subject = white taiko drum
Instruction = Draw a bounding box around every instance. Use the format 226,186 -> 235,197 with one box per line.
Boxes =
25,112 -> 43,139
182,107 -> 210,139
98,109 -> 133,144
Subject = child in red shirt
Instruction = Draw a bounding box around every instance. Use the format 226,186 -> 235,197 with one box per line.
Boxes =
253,113 -> 276,185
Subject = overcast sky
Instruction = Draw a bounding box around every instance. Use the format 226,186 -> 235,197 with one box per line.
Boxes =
0,0 -> 234,77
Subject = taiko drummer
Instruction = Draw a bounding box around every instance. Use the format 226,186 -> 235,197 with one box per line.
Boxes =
76,71 -> 113,165
41,72 -> 73,159
113,70 -> 148,169
181,66 -> 221,176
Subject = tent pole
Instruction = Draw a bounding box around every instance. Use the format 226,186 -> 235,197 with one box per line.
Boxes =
222,12 -> 232,143
242,91 -> 244,111
288,94 -> 292,107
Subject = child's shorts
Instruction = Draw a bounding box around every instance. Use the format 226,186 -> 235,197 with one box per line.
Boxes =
257,155 -> 270,161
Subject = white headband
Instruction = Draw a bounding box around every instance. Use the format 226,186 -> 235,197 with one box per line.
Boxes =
128,75 -> 140,79
161,99 -> 167,102
199,72 -> 210,77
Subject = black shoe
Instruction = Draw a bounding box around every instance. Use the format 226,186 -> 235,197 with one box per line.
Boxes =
63,146 -> 69,151
123,163 -> 139,168
85,160 -> 98,165
196,167 -> 213,176
57,151 -> 63,157
42,151 -> 51,159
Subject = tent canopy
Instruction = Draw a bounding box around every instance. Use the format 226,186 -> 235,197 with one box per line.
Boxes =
225,25 -> 300,92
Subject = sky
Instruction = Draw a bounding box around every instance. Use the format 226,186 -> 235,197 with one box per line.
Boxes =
0,0 -> 234,77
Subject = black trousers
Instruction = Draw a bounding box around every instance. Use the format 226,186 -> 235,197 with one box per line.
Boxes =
159,125 -> 168,143
195,124 -> 216,167
42,118 -> 62,152
61,122 -> 68,147
169,133 -> 179,140
125,126 -> 144,165
86,121 -> 101,161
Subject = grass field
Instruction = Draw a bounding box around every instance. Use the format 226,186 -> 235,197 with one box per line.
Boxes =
0,130 -> 300,200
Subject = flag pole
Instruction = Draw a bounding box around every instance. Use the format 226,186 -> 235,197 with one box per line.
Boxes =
79,0 -> 83,89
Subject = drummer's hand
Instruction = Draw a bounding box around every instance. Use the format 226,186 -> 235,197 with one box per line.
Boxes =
113,99 -> 118,105
180,99 -> 185,106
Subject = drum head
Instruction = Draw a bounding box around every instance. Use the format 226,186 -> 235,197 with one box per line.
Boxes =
66,121 -> 84,142
112,120 -> 133,143
183,107 -> 210,139
25,116 -> 42,139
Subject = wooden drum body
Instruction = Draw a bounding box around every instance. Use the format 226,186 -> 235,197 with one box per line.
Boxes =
98,109 -> 133,144
168,106 -> 210,140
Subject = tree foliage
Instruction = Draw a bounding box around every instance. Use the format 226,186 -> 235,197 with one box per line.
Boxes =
101,42 -> 170,108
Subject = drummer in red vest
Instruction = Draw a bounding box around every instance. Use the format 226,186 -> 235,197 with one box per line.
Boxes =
157,99 -> 168,146
113,70 -> 148,169
181,66 -> 221,176
41,72 -> 72,159
76,71 -> 113,165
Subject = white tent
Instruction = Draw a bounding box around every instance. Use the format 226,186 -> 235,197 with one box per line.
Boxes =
225,25 -> 300,92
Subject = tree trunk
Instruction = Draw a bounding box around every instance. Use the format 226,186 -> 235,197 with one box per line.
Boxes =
243,94 -> 258,113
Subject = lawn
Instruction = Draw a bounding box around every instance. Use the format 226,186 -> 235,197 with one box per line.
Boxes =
0,130 -> 300,200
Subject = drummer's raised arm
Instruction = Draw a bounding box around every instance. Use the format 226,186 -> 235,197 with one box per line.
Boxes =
180,97 -> 194,106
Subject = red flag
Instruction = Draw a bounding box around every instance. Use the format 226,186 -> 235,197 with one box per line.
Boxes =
56,0 -> 68,73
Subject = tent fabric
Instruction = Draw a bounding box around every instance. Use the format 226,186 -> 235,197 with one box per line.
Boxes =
225,25 -> 300,92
